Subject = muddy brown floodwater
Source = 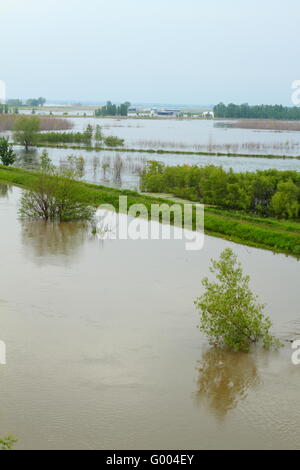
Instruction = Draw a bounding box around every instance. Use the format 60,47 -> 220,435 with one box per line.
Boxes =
0,186 -> 299,449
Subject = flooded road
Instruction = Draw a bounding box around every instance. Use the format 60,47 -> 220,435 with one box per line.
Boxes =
0,187 -> 299,449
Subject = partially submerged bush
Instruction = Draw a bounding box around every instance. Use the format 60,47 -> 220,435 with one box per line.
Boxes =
195,248 -> 281,352
36,131 -> 92,145
104,136 -> 125,147
13,115 -> 40,151
19,151 -> 95,222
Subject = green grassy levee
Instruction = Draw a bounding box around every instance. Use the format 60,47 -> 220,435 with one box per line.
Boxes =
0,165 -> 299,257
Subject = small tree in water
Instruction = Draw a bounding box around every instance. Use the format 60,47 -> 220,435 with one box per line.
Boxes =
195,248 -> 281,352
20,151 -> 94,222
13,116 -> 40,151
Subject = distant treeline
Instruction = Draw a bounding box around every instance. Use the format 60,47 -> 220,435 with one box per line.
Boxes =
95,101 -> 131,117
214,103 -> 300,120
0,98 -> 46,115
6,97 -> 46,107
141,162 -> 300,220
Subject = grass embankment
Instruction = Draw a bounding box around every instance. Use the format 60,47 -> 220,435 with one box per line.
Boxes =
0,165 -> 299,257
21,142 -> 300,160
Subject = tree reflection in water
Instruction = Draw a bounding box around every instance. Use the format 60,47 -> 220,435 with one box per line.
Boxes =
15,148 -> 39,171
21,220 -> 90,261
194,348 -> 260,418
0,183 -> 12,198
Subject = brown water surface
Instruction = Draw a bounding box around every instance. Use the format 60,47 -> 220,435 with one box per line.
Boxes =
0,186 -> 299,449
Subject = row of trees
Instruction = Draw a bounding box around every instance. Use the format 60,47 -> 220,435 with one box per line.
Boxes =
140,162 -> 300,219
0,97 -> 46,115
3,98 -> 46,108
214,102 -> 300,120
95,101 -> 131,117
25,97 -> 46,107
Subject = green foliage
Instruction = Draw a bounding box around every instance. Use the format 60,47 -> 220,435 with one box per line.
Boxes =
26,97 -> 46,107
19,152 -> 94,222
0,138 -> 16,166
36,127 -> 93,145
60,155 -> 85,179
214,102 -> 300,120
95,101 -> 131,117
0,166 -> 299,256
140,162 -> 300,220
0,435 -> 17,450
40,149 -> 54,173
36,125 -> 107,146
84,124 -> 93,141
13,115 -> 40,151
95,124 -> 103,141
140,161 -> 165,192
104,136 -> 125,147
271,180 -> 300,219
195,249 -> 281,351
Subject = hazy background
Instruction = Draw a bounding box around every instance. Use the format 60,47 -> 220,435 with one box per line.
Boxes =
0,0 -> 298,105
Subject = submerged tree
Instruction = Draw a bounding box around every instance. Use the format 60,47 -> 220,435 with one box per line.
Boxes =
20,151 -> 94,222
95,124 -> 103,141
13,116 -> 40,151
195,248 -> 281,352
104,136 -> 125,147
83,124 -> 93,142
0,138 -> 16,166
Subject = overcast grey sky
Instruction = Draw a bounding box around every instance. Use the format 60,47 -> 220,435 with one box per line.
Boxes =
0,0 -> 299,105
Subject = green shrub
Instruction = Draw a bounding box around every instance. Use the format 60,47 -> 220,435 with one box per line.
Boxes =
0,138 -> 16,166
141,162 -> 300,220
104,136 -> 125,147
195,248 -> 281,351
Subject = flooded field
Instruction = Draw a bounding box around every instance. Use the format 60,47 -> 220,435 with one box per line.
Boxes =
1,115 -> 300,192
13,146 -> 300,191
69,117 -> 300,156
4,114 -> 300,157
0,186 -> 299,449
